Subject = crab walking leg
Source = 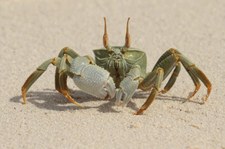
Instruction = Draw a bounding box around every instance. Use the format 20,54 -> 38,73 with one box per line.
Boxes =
57,54 -> 74,93
160,63 -> 181,94
55,47 -> 79,92
137,55 -> 179,114
152,48 -> 181,71
58,54 -> 82,107
136,68 -> 164,115
57,47 -> 79,58
55,53 -> 95,94
179,55 -> 212,102
184,68 -> 201,100
21,57 -> 61,104
139,54 -> 179,92
153,48 -> 211,101
55,69 -> 60,92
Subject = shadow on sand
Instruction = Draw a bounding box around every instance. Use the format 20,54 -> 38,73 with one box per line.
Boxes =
10,89 -> 202,113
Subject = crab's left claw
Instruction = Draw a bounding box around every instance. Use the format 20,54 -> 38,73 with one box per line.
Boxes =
116,77 -> 139,106
115,66 -> 141,106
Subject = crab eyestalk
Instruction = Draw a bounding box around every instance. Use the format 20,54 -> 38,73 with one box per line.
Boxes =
122,17 -> 131,53
103,17 -> 112,51
125,17 -> 131,48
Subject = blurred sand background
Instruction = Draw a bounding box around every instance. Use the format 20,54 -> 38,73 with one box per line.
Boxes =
0,0 -> 225,148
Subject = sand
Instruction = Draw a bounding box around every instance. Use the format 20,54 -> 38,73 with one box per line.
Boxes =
1,0 -> 225,148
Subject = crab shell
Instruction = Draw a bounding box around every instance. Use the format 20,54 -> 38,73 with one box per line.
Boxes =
93,47 -> 147,87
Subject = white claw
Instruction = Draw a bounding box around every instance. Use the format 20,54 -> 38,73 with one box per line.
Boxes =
115,89 -> 123,106
70,56 -> 116,99
121,97 -> 130,107
105,77 -> 116,99
115,76 -> 139,107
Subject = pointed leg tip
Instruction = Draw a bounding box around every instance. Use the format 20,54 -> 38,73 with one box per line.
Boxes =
73,102 -> 83,108
22,96 -> 27,105
134,109 -> 144,115
201,95 -> 209,104
134,112 -> 143,115
182,98 -> 190,103
186,97 -> 192,102
22,89 -> 27,104
79,105 -> 85,108
159,90 -> 167,94
187,91 -> 194,98
67,97 -> 83,108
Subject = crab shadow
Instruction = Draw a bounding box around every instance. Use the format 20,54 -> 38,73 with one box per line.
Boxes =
134,91 -> 203,104
10,89 -> 201,113
10,89 -> 138,113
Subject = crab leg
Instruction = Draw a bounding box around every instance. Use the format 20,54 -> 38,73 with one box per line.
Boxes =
156,49 -> 201,97
160,63 -> 181,94
58,54 -> 82,107
152,48 -> 181,71
136,68 -> 164,115
183,67 -> 201,100
137,54 -> 178,114
137,49 -> 212,114
55,47 -> 79,93
179,55 -> 211,102
153,48 -> 211,101
21,57 -> 61,104
57,47 -> 79,58
139,54 -> 178,92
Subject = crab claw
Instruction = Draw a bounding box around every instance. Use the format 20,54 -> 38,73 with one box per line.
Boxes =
102,76 -> 116,99
70,56 -> 116,99
115,76 -> 139,106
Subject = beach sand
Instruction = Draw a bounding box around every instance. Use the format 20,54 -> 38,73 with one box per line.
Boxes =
1,0 -> 225,148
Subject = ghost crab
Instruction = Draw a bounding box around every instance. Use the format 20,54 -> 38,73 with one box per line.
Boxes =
21,17 -> 212,115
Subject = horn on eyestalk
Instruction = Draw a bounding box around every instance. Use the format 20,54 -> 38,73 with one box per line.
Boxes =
125,17 -> 131,48
103,17 -> 111,51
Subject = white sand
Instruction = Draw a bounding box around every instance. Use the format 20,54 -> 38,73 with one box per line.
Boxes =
1,0 -> 225,148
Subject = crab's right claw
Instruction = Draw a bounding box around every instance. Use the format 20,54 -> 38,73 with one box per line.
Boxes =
71,56 -> 116,100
